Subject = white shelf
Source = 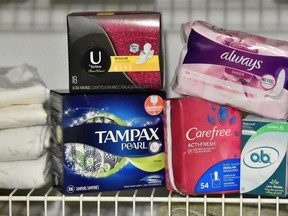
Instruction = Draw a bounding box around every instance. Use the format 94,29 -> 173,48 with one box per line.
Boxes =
1,186 -> 288,215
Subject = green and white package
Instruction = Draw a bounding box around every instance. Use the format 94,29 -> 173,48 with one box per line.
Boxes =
240,115 -> 288,197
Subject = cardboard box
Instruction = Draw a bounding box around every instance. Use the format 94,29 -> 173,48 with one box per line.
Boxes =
240,115 -> 288,197
67,12 -> 163,92
50,90 -> 166,194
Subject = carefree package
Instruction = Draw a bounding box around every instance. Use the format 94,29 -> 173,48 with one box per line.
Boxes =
164,97 -> 241,195
50,90 -> 166,194
67,12 -> 163,92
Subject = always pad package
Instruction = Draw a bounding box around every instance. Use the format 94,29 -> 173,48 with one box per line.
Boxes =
50,90 -> 166,194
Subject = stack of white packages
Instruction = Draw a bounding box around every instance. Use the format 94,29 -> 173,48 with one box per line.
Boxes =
0,64 -> 51,189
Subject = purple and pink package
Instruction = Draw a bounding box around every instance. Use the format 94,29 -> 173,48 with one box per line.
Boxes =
172,20 -> 288,119
164,97 -> 241,195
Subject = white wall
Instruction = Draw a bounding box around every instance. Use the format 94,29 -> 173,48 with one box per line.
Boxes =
0,32 -> 68,90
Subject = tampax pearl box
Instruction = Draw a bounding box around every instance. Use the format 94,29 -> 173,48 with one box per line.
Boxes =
240,115 -> 288,197
67,12 -> 163,92
164,97 -> 242,195
50,90 -> 166,194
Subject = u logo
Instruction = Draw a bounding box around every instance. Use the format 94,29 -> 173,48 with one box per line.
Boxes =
90,51 -> 102,64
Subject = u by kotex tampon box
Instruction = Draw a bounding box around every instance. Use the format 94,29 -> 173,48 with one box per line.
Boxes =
67,11 -> 163,92
50,90 -> 166,194
164,97 -> 242,195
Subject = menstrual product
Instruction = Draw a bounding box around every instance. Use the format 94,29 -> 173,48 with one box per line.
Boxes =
240,115 -> 288,197
164,97 -> 241,195
172,20 -> 288,119
0,152 -> 50,189
67,12 -> 163,92
0,64 -> 49,107
50,90 -> 165,194
0,104 -> 47,129
0,125 -> 50,162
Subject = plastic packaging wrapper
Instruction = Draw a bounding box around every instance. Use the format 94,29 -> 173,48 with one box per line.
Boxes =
164,97 -> 241,195
172,20 -> 288,119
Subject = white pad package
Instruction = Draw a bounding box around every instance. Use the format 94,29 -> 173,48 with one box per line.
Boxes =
0,64 -> 49,107
172,20 -> 288,119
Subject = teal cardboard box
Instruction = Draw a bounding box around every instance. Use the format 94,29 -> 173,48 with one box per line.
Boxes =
240,115 -> 288,197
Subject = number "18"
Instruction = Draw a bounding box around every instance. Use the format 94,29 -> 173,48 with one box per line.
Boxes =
72,76 -> 78,84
